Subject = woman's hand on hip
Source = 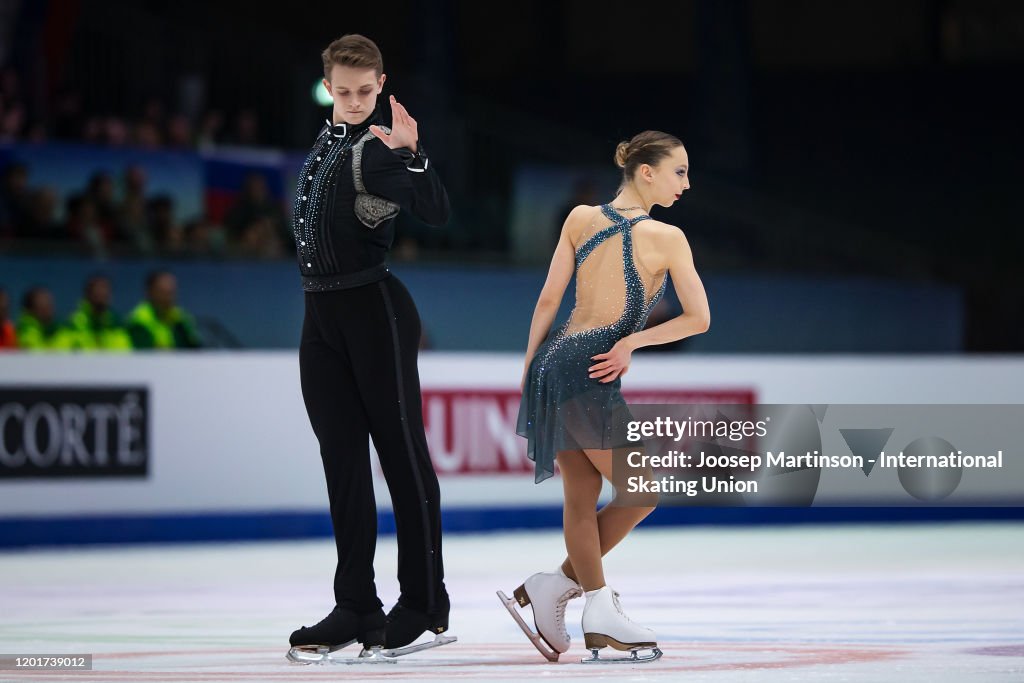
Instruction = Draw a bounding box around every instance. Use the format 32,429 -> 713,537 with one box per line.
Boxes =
589,339 -> 633,383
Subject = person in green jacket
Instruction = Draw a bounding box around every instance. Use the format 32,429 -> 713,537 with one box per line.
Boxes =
67,274 -> 133,351
0,288 -> 17,349
17,287 -> 77,351
126,270 -> 202,350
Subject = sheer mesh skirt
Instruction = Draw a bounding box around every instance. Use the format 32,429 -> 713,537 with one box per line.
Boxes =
516,328 -> 635,483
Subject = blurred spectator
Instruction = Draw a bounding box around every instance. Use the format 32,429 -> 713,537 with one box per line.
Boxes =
116,194 -> 156,255
141,97 -> 165,130
227,108 -> 260,146
196,109 -> 224,149
66,194 -> 110,257
183,216 -> 226,256
86,171 -> 118,232
133,120 -> 162,148
236,215 -> 285,259
26,187 -> 61,240
162,222 -> 187,254
183,218 -> 211,254
17,286 -> 75,350
0,162 -> 32,237
0,288 -> 16,349
0,100 -> 25,142
0,162 -> 61,242
166,113 -> 193,148
126,271 -> 202,349
82,115 -> 103,144
121,165 -> 147,205
224,172 -> 286,246
67,274 -> 132,350
146,194 -> 180,251
115,165 -> 157,254
104,116 -> 130,146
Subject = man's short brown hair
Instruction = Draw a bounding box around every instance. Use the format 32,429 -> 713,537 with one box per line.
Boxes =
321,34 -> 383,80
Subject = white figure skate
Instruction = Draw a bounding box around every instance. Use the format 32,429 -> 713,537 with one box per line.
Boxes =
580,586 -> 663,664
497,567 -> 583,661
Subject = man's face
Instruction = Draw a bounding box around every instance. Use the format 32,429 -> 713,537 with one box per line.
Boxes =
33,291 -> 55,325
87,279 -> 112,310
149,275 -> 177,311
323,65 -> 385,126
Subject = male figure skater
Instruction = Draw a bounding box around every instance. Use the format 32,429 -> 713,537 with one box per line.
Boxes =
286,34 -> 452,663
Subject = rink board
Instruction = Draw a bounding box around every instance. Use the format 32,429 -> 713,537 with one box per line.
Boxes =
0,352 -> 1022,546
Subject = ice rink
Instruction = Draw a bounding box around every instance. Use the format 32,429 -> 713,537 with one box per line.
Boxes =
2,523 -> 1023,682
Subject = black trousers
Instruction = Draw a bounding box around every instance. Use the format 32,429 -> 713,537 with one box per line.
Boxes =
299,274 -> 444,615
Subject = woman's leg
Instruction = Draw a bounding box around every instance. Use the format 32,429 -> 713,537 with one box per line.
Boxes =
559,448 -> 657,584
556,449 -> 605,591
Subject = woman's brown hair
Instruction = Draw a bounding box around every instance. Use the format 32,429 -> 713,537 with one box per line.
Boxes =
614,130 -> 683,188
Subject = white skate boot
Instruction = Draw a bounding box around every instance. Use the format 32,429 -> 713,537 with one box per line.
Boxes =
580,586 -> 663,664
497,566 -> 582,661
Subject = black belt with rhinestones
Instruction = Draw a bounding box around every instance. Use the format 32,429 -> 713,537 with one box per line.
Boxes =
301,262 -> 391,291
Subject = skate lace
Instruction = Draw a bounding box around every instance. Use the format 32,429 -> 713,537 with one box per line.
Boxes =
610,589 -> 636,625
556,586 -> 584,641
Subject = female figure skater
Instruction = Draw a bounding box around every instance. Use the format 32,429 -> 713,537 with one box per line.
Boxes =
286,34 -> 452,663
501,131 -> 710,663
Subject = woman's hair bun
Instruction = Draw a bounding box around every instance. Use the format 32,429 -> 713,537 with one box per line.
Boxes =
614,141 -> 630,169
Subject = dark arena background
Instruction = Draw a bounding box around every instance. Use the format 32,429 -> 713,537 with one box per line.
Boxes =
0,1 -> 1022,681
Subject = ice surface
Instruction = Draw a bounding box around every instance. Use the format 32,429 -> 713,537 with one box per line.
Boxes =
1,523 -> 1022,682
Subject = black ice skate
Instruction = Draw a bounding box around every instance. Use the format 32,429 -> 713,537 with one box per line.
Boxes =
357,595 -> 456,659
286,606 -> 387,665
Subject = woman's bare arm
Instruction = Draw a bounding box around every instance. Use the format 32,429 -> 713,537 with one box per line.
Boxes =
587,226 -> 710,383
627,228 -> 710,349
521,206 -> 586,388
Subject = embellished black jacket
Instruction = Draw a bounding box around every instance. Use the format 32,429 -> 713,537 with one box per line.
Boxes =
292,106 -> 450,291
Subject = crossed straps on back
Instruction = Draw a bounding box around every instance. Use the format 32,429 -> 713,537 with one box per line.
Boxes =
561,204 -> 664,338
574,204 -> 651,267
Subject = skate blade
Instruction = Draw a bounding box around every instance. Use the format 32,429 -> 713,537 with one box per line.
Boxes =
581,646 -> 663,664
496,589 -> 560,662
357,633 -> 457,659
285,639 -> 356,665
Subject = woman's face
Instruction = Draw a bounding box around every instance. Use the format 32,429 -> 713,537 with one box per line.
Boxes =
323,65 -> 385,125
641,146 -> 690,207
